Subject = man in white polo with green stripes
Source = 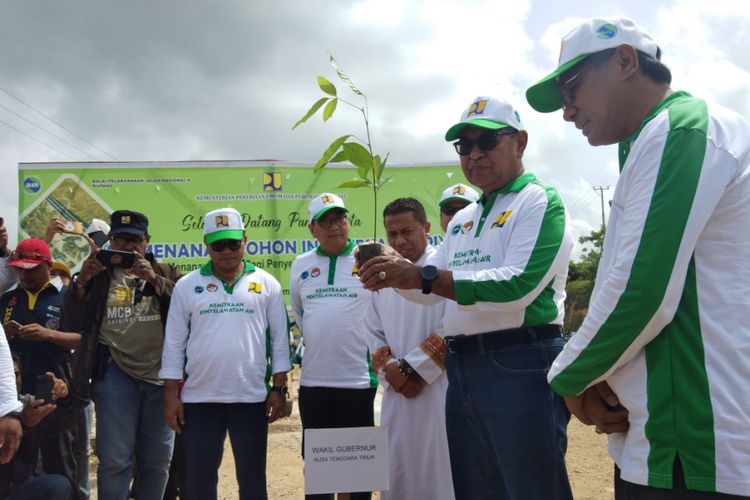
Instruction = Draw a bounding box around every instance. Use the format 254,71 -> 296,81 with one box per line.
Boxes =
360,96 -> 574,500
161,207 -> 291,499
527,17 -> 750,498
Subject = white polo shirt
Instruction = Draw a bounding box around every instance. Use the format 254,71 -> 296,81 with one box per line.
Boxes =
290,240 -> 376,389
160,260 -> 291,403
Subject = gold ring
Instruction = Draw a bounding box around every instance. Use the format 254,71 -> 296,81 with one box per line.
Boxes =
378,271 -> 387,281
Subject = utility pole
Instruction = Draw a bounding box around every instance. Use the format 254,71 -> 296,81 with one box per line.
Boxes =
593,185 -> 610,231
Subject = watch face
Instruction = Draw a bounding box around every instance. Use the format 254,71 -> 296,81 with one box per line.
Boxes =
422,265 -> 439,280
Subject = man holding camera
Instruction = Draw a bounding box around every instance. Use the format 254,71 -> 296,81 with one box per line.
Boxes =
63,210 -> 180,500
1,238 -> 82,496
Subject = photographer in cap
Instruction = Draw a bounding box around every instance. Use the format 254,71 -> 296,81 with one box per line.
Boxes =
527,17 -> 750,498
62,210 -> 181,499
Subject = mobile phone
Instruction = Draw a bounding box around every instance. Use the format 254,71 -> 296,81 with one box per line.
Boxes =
35,374 -> 55,404
2,320 -> 22,339
96,249 -> 136,268
88,230 -> 109,248
62,220 -> 84,235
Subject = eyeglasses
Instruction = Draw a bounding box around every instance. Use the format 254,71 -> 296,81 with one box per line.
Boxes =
558,60 -> 600,109
453,129 -> 518,156
210,239 -> 243,252
111,234 -> 145,244
315,215 -> 349,230
440,205 -> 465,217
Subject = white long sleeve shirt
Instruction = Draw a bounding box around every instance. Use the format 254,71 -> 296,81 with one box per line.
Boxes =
0,325 -> 22,416
548,92 -> 750,496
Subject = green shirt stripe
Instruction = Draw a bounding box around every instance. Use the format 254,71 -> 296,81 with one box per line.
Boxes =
454,180 -> 566,327
549,96 -> 709,397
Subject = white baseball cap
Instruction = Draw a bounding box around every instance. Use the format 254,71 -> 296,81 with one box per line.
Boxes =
526,17 -> 660,113
439,183 -> 479,207
84,218 -> 110,236
308,193 -> 348,221
445,96 -> 524,141
204,207 -> 245,244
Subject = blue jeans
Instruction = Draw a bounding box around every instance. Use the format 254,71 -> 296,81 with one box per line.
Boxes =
5,474 -> 71,500
91,359 -> 174,500
445,336 -> 573,500
182,402 -> 269,500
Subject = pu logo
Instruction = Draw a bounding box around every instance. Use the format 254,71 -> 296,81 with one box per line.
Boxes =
310,267 -> 321,278
491,210 -> 512,229
263,172 -> 282,192
248,282 -> 262,294
467,99 -> 487,117
206,283 -> 219,293
461,221 -> 474,234
215,215 -> 229,227
321,195 -> 334,205
452,185 -> 466,196
121,215 -> 131,224
351,264 -> 359,276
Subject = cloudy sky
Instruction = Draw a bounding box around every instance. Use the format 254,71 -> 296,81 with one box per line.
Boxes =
1,0 -> 748,256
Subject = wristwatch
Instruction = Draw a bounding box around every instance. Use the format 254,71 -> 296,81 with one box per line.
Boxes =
398,359 -> 415,377
3,411 -> 23,422
271,385 -> 289,397
420,265 -> 439,295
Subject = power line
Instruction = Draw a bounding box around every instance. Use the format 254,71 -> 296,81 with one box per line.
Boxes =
0,86 -> 120,161
0,102 -> 101,161
0,118 -> 76,160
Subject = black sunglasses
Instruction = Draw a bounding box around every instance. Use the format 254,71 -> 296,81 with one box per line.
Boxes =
210,239 -> 243,252
453,129 -> 518,156
440,205 -> 465,217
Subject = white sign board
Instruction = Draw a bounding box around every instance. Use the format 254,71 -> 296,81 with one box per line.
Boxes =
304,426 -> 389,495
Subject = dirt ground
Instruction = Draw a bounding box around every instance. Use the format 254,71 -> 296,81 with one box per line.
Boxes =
88,383 -> 615,499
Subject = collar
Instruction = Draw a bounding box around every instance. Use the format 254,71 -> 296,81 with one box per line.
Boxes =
199,259 -> 255,276
315,239 -> 355,257
478,172 -> 537,206
618,90 -> 692,170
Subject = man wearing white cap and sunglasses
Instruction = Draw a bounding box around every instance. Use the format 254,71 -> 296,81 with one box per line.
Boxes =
161,207 -> 291,499
359,97 -> 574,499
437,183 -> 479,233
527,17 -> 750,499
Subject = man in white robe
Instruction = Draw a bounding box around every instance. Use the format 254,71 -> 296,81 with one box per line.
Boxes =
362,197 -> 454,500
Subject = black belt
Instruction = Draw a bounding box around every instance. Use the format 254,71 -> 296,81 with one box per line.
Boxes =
444,325 -> 563,354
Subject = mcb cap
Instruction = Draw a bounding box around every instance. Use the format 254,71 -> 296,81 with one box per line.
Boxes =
439,183 -> 479,207
445,96 -> 524,141
204,208 -> 245,244
110,210 -> 149,236
308,193 -> 348,222
7,238 -> 53,270
526,17 -> 660,113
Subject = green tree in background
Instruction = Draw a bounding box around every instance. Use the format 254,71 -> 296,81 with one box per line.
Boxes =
564,228 -> 604,333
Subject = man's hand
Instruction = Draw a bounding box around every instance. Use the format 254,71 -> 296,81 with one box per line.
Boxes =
359,254 -> 421,292
565,381 -> 629,434
382,362 -> 409,393
17,323 -> 51,342
400,374 -> 426,399
131,251 -> 157,285
48,372 -> 68,401
76,250 -> 106,294
0,416 -> 22,464
266,391 -> 286,423
164,384 -> 184,434
44,218 -> 67,244
584,382 -> 629,434
22,399 -> 57,428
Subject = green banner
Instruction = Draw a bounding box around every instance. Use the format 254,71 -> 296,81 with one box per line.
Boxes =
18,161 -> 467,298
